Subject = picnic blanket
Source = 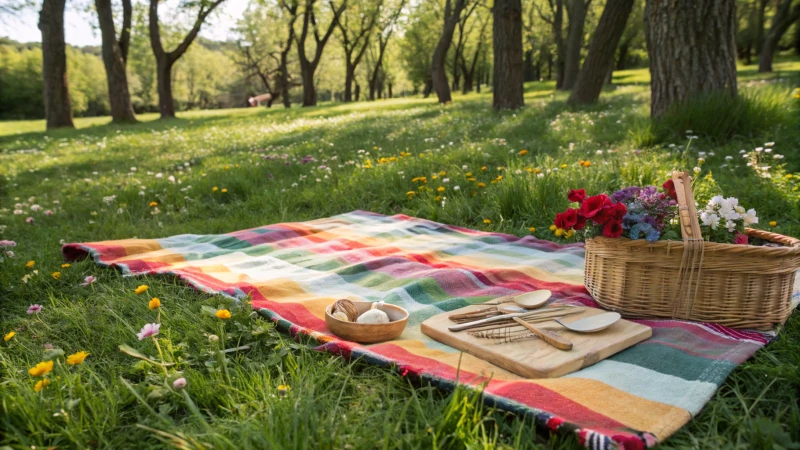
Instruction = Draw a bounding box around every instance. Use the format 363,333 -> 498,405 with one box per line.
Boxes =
62,211 -> 799,450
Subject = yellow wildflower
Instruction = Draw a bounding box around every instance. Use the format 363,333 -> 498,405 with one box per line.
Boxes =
555,228 -> 565,237
786,174 -> 793,179
437,186 -> 445,192
769,221 -> 777,227
51,272 -> 60,280
221,188 -> 228,193
477,182 -> 486,188
406,191 -> 415,198
432,175 -> 438,180
216,309 -> 232,320
465,172 -> 472,177
134,285 -> 149,295
26,260 -> 35,268
34,378 -> 50,392
534,168 -> 541,174
467,177 -> 476,182
560,164 -> 568,169
435,196 -> 442,201
583,161 -> 592,167
66,351 -> 89,366
148,298 -> 161,309
481,166 -> 487,171
61,263 -> 71,269
549,225 -> 557,231
225,165 -> 230,170
149,201 -> 158,207
439,171 -> 446,176
4,331 -> 15,342
278,384 -> 290,396
28,361 -> 54,377
529,227 -> 536,233
483,219 -> 492,225
565,229 -> 575,239
519,150 -> 528,156
212,186 -> 219,192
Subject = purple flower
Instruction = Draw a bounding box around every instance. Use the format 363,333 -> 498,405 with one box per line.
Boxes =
80,275 -> 97,286
173,377 -> 187,390
136,323 -> 160,340
301,155 -> 315,164
27,304 -> 42,314
610,187 -> 641,204
0,240 -> 16,248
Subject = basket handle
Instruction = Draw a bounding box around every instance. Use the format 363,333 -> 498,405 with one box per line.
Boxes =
745,227 -> 800,247
671,171 -> 703,240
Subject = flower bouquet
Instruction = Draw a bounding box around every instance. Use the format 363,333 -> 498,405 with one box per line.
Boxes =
567,171 -> 800,330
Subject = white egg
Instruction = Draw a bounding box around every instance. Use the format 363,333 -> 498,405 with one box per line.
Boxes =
356,309 -> 390,324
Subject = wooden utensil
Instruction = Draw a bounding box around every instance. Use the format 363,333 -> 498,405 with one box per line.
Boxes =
513,317 -> 573,350
554,312 -> 621,333
447,306 -> 571,332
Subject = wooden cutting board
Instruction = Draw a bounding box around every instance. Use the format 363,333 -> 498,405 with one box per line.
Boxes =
421,305 -> 652,378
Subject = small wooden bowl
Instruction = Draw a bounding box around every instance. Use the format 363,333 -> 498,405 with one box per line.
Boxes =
325,302 -> 409,344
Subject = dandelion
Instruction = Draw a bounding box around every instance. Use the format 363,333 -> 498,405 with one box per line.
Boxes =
148,298 -> 161,309
477,182 -> 486,188
519,150 -> 528,156
61,263 -> 71,268
565,229 -> 575,238
27,304 -> 42,314
134,285 -> 149,295
4,331 -> 15,342
583,161 -> 592,167
529,227 -> 536,233
555,228 -> 565,237
212,186 -> 219,192
278,384 -> 291,396
80,275 -> 97,286
51,272 -> 60,280
221,188 -> 228,193
173,377 -> 187,390
437,186 -> 445,193
25,260 -> 35,268
149,201 -> 158,207
483,219 -> 492,225
769,221 -> 777,227
216,309 -> 232,320
136,323 -> 160,340
560,164 -> 567,169
66,351 -> 89,366
28,360 -> 54,377
549,225 -> 557,231
34,378 -> 51,392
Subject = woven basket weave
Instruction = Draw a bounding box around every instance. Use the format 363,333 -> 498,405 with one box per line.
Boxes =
584,171 -> 800,330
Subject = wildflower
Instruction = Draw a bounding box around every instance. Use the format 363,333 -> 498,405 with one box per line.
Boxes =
212,186 -> 219,192
406,191 -> 415,199
34,378 -> 51,392
134,285 -> 149,295
439,171 -> 446,176
51,272 -> 60,280
769,221 -> 777,227
4,331 -> 15,342
481,166 -> 486,171
66,351 -> 89,366
136,323 -> 160,340
560,164 -> 567,169
583,161 -> 592,167
278,384 -> 291,396
80,275 -> 97,286
437,186 -> 445,193
519,150 -> 528,156
477,182 -> 486,188
221,188 -> 228,193
554,228 -> 565,237
529,227 -> 536,233
27,304 -> 42,314
149,201 -> 158,207
693,167 -> 701,174
216,309 -> 232,320
549,225 -> 557,231
483,219 -> 492,225
28,360 -> 54,377
173,377 -> 187,390
0,240 -> 16,248
61,263 -> 71,268
208,334 -> 219,343
26,217 -> 34,224
26,260 -> 35,268
148,298 -> 161,309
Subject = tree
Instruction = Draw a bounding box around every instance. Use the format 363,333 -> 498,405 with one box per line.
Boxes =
561,0 -> 591,90
758,0 -> 800,72
38,0 -> 74,129
568,0 -> 635,104
616,0 -> 643,70
277,0 -> 300,108
234,5 -> 288,107
95,0 -> 136,122
533,0 -> 566,88
290,0 -> 347,106
493,0 -> 524,110
452,0 -> 480,91
337,0 -> 381,102
399,0 -> 438,95
460,11 -> 489,93
149,0 -> 226,118
430,0 -> 467,103
644,0 -> 738,117
367,0 -> 404,100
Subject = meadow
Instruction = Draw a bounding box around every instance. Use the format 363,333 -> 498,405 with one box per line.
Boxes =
1,60 -> 799,449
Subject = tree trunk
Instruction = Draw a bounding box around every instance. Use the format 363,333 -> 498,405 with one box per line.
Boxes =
616,42 -> 629,70
430,0 -> 466,103
38,0 -> 74,129
754,0 -> 767,55
758,0 -> 800,72
388,82 -> 393,98
280,65 -> 291,108
569,0 -> 634,104
344,62 -> 355,102
644,0 -> 738,117
553,0 -> 566,89
561,0 -> 588,90
156,57 -> 175,117
355,83 -> 360,101
493,0 -> 524,110
95,0 -> 136,123
301,61 -> 317,106
423,77 -> 433,97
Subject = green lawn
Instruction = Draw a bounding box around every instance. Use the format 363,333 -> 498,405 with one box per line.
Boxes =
1,65 -> 799,449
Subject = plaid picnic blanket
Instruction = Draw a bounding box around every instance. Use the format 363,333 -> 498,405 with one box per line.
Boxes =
62,211 -> 797,450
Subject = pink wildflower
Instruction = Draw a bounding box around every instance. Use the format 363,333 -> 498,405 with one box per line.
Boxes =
0,240 -> 15,248
27,304 -> 42,314
136,323 -> 160,340
80,275 -> 97,286
25,217 -> 34,224
172,377 -> 187,390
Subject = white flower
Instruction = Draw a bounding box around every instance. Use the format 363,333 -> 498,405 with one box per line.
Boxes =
442,178 -> 449,183
755,147 -> 763,153
725,221 -> 737,232
725,156 -> 733,161
453,186 -> 460,191
743,209 -> 758,226
693,167 -> 701,174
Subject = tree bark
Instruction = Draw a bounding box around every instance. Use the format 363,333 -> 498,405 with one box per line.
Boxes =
561,0 -> 589,90
295,0 -> 347,107
338,2 -> 378,102
430,0 -> 467,103
569,0 -> 635,104
38,0 -> 74,129
754,0 -> 768,56
493,0 -> 524,110
155,57 -> 175,117
644,0 -> 738,118
96,0 -> 136,122
343,63 -> 356,102
758,0 -> 800,72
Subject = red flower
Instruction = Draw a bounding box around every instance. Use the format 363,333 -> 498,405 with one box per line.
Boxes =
734,231 -> 748,245
662,180 -> 678,201
567,189 -> 586,203
580,194 -> 611,220
602,220 -> 624,238
574,213 -> 587,230
554,208 -> 579,230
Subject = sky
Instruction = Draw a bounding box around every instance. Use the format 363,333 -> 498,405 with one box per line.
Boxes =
2,0 -> 250,46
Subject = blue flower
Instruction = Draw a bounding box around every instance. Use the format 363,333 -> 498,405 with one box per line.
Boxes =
629,222 -> 660,243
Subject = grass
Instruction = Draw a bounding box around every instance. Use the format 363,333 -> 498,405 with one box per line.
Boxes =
1,63 -> 799,449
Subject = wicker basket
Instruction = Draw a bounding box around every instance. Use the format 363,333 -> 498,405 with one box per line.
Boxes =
584,171 -> 800,330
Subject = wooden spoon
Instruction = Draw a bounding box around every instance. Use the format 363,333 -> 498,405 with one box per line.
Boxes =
512,317 -> 573,350
497,290 -> 552,313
